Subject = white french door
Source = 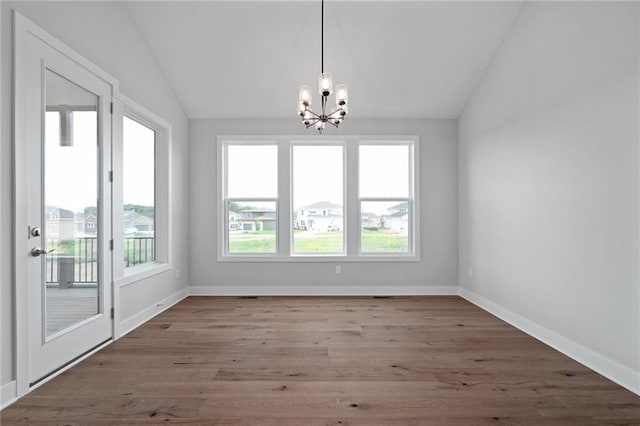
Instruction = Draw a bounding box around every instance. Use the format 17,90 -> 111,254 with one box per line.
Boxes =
20,25 -> 113,386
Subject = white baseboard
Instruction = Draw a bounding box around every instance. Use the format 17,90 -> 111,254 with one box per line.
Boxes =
459,287 -> 640,396
118,288 -> 188,338
189,285 -> 459,297
1,381 -> 17,410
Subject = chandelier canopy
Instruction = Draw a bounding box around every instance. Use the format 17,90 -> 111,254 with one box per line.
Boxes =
298,0 -> 348,133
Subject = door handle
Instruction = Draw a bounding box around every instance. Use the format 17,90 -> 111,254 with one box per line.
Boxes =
31,247 -> 55,257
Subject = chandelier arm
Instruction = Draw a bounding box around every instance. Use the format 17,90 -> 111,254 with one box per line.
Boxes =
305,109 -> 322,119
305,118 -> 321,129
326,108 -> 342,118
327,120 -> 339,128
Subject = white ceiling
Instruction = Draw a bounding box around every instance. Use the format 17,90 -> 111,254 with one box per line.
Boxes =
126,1 -> 523,119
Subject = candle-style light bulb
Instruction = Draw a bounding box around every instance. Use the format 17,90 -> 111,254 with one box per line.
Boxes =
299,85 -> 312,106
335,84 -> 348,106
318,73 -> 333,96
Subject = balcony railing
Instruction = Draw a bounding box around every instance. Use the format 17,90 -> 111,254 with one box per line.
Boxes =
46,237 -> 155,284
124,236 -> 155,268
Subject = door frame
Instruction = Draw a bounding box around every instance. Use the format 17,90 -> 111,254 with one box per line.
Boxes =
13,11 -> 120,398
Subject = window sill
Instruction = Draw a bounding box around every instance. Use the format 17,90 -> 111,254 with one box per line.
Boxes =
117,262 -> 172,288
217,255 -> 420,263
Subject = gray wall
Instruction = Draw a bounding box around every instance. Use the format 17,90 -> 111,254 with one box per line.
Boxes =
189,119 -> 458,291
459,1 -> 639,379
1,2 -> 190,386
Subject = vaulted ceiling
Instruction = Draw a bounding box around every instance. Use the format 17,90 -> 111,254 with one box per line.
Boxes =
126,1 -> 523,119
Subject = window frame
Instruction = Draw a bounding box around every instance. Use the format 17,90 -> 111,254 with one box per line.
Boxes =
358,140 -> 416,257
291,140 -> 347,257
221,141 -> 280,257
113,94 -> 172,286
217,135 -> 420,262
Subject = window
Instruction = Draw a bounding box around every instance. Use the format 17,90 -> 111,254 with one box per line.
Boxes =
113,94 -> 171,285
224,144 -> 278,255
292,144 -> 344,254
359,144 -> 412,254
218,136 -> 418,261
123,116 -> 156,268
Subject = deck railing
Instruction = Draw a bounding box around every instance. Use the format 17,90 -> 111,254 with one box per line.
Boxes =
46,237 -> 155,284
124,237 -> 155,268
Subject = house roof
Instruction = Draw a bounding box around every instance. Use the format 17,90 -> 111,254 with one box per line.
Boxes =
124,211 -> 154,224
45,205 -> 75,219
301,201 -> 342,210
387,211 -> 409,218
389,202 -> 409,211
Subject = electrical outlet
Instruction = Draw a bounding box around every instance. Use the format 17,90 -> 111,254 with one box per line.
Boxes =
468,268 -> 473,278
335,265 -> 341,274
175,269 -> 180,279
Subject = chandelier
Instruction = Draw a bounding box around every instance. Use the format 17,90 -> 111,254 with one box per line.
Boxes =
297,0 -> 348,133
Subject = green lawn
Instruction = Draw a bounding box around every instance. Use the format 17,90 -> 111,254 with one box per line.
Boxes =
361,229 -> 408,253
294,232 -> 344,253
229,234 -> 276,253
228,229 -> 408,254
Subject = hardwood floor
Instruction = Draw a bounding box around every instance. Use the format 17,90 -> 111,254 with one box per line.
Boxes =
2,296 -> 639,425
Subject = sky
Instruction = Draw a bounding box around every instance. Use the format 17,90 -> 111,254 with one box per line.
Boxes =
227,143 -> 410,215
45,117 -> 408,216
293,145 -> 343,209
122,117 -> 155,207
45,111 -> 98,213
44,112 -> 155,213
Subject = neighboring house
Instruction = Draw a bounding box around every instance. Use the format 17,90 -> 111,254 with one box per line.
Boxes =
239,208 -> 276,231
83,213 -> 98,234
228,210 -> 241,231
388,202 -> 408,214
124,210 -> 154,234
381,202 -> 409,234
295,201 -> 343,232
361,212 -> 380,229
44,205 -> 78,238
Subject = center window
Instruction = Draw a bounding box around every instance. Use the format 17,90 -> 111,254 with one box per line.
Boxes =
218,137 -> 419,261
292,144 -> 344,254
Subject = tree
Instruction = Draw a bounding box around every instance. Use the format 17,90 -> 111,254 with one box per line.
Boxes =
84,206 -> 97,217
228,202 -> 255,212
123,204 -> 154,218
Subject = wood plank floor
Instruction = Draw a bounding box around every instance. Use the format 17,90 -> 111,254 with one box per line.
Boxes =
2,296 -> 639,425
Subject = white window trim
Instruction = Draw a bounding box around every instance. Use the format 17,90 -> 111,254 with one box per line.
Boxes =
291,140 -> 347,256
113,94 -> 172,286
217,135 -> 420,262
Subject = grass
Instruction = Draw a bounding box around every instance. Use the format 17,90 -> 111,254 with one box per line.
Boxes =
229,229 -> 408,254
229,235 -> 276,253
294,232 -> 344,253
361,229 -> 408,253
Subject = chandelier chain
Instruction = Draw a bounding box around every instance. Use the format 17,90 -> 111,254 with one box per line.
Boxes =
321,0 -> 324,74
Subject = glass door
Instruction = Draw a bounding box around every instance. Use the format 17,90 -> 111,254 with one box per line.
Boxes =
25,35 -> 113,386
